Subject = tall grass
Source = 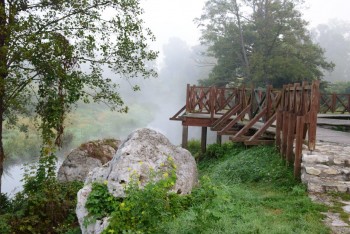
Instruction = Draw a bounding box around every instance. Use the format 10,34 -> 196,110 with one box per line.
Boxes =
159,143 -> 329,234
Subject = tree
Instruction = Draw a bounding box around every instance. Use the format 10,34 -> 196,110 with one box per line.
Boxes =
0,0 -> 158,193
196,0 -> 334,87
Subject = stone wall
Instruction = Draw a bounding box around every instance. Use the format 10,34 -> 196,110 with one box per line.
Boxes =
301,142 -> 350,193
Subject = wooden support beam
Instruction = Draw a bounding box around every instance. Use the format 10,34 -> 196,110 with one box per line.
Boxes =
218,104 -> 251,135
211,104 -> 241,130
217,134 -> 222,146
201,127 -> 207,153
248,113 -> 276,142
182,126 -> 188,149
233,107 -> 267,138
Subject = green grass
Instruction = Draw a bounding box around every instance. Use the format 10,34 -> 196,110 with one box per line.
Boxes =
158,143 -> 330,234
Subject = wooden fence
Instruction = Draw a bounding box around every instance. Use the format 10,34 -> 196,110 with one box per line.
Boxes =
171,81 -> 321,178
320,93 -> 350,114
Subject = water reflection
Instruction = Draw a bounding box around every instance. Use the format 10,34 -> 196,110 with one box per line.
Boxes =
3,164 -> 24,196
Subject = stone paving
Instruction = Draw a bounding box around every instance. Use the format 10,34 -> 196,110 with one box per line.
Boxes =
302,142 -> 350,193
302,139 -> 350,233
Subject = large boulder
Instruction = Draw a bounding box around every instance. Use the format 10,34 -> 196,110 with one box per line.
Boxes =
57,139 -> 120,182
76,128 -> 198,234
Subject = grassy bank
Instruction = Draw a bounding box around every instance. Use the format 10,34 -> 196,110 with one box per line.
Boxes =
159,143 -> 329,234
1,142 -> 330,233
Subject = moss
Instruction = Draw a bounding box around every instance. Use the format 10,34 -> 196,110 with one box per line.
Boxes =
79,139 -> 120,164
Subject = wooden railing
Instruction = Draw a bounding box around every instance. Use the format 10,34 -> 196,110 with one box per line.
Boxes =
320,93 -> 350,114
276,81 -> 319,178
171,81 -> 323,179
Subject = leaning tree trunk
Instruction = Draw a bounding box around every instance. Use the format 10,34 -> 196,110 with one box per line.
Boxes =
0,109 -> 4,194
233,0 -> 251,82
0,0 -> 7,194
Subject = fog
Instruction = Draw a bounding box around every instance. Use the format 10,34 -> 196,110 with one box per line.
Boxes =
4,0 -> 350,194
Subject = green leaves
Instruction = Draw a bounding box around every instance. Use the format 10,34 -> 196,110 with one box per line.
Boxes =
197,0 -> 334,87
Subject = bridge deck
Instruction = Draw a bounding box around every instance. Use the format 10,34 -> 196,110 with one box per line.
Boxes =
317,127 -> 350,145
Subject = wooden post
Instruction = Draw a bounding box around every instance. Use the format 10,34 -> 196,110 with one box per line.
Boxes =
276,110 -> 282,151
294,116 -> 305,179
201,127 -> 207,153
186,84 -> 190,113
182,125 -> 188,149
332,93 -> 336,113
308,81 -> 320,151
281,111 -> 289,157
286,112 -> 296,165
217,134 -> 222,146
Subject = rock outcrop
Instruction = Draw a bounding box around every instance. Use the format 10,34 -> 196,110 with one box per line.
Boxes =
76,128 -> 198,234
57,139 -> 120,182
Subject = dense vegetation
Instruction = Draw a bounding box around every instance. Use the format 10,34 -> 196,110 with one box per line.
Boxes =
196,0 -> 334,87
0,0 -> 158,194
1,142 -> 329,233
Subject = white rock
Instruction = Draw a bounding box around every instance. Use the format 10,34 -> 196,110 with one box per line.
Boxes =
76,128 -> 198,234
302,154 -> 329,164
323,168 -> 340,175
305,167 -> 322,176
58,139 -> 120,182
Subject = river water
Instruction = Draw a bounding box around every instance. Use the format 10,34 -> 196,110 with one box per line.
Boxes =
3,164 -> 24,196
3,158 -> 65,197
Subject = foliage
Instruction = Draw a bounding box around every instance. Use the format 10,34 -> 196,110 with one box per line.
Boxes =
0,192 -> 10,214
0,178 -> 83,234
85,162 -> 217,234
187,139 -> 201,159
196,0 -> 334,87
0,0 -> 158,193
203,142 -> 241,160
325,81 -> 350,94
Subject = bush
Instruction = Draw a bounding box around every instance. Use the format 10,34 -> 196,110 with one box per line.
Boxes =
187,139 -> 201,160
4,179 -> 83,233
85,162 -> 218,233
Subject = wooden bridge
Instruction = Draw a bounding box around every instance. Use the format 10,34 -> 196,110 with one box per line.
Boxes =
170,81 -> 350,178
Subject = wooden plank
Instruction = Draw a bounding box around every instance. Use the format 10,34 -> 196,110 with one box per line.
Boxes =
211,104 -> 241,130
234,107 -> 267,138
218,104 -> 251,135
230,136 -> 250,142
169,105 -> 186,121
248,113 -> 277,142
244,140 -> 275,146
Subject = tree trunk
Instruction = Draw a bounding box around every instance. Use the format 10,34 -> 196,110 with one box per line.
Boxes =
0,110 -> 4,194
0,0 -> 7,194
233,0 -> 251,82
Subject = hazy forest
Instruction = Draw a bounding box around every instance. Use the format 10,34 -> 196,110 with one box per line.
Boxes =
0,0 -> 350,233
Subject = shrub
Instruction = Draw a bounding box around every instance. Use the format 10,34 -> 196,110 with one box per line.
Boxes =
85,160 -> 218,234
4,179 -> 83,233
187,139 -> 201,160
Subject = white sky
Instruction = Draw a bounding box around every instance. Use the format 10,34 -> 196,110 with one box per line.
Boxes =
142,0 -> 350,61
